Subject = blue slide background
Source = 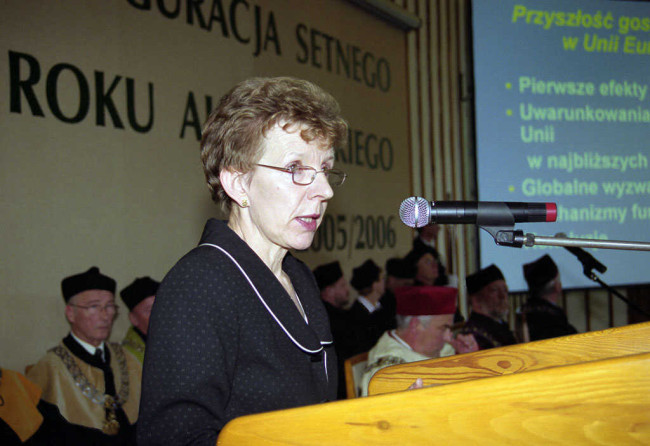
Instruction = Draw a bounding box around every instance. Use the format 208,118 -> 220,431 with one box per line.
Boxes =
472,0 -> 650,291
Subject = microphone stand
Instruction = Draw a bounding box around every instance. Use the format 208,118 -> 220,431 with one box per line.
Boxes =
480,226 -> 650,318
479,226 -> 650,251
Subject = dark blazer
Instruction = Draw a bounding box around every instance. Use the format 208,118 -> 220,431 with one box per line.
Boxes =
348,296 -> 397,353
522,297 -> 578,341
137,219 -> 337,446
462,312 -> 518,350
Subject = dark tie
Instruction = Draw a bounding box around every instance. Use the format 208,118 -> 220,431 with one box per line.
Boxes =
93,348 -> 104,364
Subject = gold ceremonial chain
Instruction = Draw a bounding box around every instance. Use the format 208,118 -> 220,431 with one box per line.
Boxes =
463,326 -> 504,348
103,395 -> 121,435
51,343 -> 130,435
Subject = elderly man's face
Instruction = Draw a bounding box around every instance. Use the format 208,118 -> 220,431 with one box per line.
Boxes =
415,313 -> 454,357
65,289 -> 117,347
129,295 -> 155,335
478,279 -> 509,320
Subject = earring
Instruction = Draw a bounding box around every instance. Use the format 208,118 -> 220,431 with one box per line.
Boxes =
241,198 -> 249,208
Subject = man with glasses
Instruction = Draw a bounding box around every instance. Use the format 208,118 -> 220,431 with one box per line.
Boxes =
359,286 -> 478,396
27,266 -> 141,444
462,264 -> 518,350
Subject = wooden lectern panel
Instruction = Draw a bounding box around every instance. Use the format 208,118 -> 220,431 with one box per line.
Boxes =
369,321 -> 650,396
217,352 -> 650,445
344,351 -> 368,398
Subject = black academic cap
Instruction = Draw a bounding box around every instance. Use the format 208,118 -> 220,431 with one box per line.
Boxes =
466,264 -> 505,295
120,276 -> 159,311
61,266 -> 116,303
350,259 -> 381,291
313,261 -> 343,290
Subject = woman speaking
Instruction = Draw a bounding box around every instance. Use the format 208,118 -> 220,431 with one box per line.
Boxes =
138,77 -> 348,445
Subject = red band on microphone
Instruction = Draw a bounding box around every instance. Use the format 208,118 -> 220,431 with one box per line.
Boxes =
546,203 -> 557,222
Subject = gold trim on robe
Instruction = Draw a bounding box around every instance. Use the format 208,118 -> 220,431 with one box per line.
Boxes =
27,341 -> 141,431
122,326 -> 146,365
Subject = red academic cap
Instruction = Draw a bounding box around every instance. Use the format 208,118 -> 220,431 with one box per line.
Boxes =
394,286 -> 457,316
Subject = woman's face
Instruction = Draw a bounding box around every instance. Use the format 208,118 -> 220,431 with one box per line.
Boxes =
416,253 -> 439,284
244,124 -> 335,252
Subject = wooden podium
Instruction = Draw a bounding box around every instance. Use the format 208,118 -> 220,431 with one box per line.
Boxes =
217,322 -> 650,445
369,321 -> 650,395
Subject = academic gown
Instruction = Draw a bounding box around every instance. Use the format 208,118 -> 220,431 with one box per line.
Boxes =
0,368 -> 116,446
26,336 -> 141,444
522,297 -> 578,341
462,312 -> 518,350
121,326 -> 146,365
137,219 -> 337,446
348,296 -> 397,355
360,331 -> 456,397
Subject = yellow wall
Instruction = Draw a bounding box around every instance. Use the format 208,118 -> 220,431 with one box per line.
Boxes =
0,0 -> 412,372
0,0 -> 632,374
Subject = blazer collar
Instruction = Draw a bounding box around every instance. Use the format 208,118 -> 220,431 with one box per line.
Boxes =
198,219 -> 331,353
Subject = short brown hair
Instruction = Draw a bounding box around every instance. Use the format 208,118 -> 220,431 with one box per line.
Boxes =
200,77 -> 348,211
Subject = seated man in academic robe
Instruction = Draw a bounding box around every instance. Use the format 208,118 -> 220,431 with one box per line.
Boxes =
522,254 -> 578,341
27,267 -> 141,444
384,257 -> 415,293
349,259 -> 396,352
360,286 -> 478,396
313,261 -> 355,399
462,264 -> 518,350
120,276 -> 158,365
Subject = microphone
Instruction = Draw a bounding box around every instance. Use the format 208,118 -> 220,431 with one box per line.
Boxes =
399,197 -> 557,228
555,233 -> 607,274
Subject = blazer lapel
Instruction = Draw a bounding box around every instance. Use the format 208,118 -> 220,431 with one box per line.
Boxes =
283,254 -> 333,345
199,219 -> 324,354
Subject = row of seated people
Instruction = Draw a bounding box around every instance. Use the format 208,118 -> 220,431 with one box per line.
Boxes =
1,267 -> 157,445
313,240 -> 577,398
1,252 -> 577,443
0,226 -> 450,443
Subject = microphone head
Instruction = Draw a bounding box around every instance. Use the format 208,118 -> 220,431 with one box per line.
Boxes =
399,197 -> 430,228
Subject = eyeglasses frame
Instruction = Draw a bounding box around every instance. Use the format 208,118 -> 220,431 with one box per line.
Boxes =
254,163 -> 347,187
69,303 -> 119,315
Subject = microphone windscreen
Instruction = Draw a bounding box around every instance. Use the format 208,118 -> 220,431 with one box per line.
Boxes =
399,197 -> 429,228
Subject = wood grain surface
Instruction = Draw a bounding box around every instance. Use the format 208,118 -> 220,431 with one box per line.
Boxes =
368,321 -> 650,395
218,351 -> 650,445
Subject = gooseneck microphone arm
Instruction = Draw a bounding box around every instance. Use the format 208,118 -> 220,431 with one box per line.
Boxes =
517,233 -> 650,251
531,234 -> 650,318
478,231 -> 650,318
463,222 -> 650,252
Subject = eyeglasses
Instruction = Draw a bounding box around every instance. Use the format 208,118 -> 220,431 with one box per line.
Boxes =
70,303 -> 119,316
255,164 -> 347,187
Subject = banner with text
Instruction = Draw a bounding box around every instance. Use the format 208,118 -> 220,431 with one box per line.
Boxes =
0,0 -> 410,370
